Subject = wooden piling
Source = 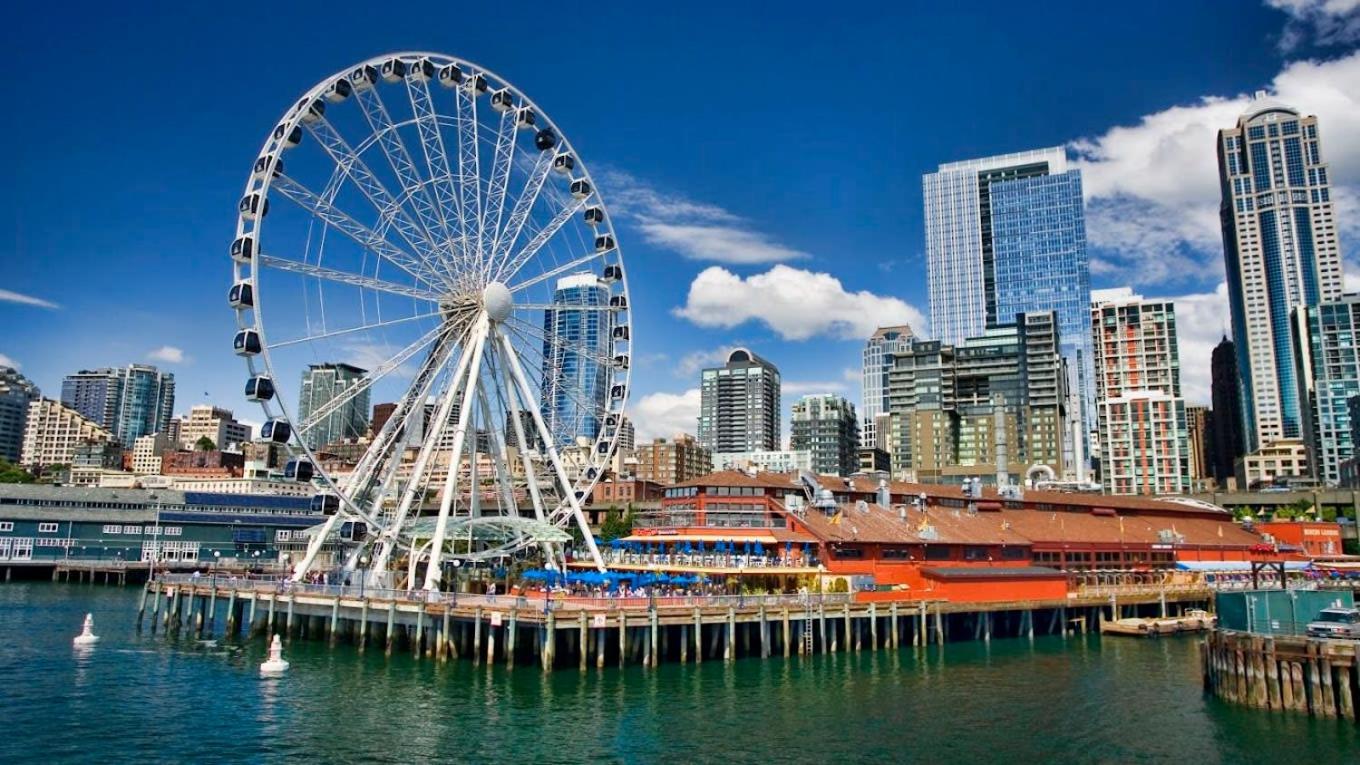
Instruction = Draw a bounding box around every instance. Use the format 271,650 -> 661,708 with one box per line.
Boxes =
329,598 -> 340,646
473,607 -> 483,664
782,608 -> 791,658
649,610 -> 658,667
693,608 -> 702,664
578,612 -> 588,671
890,603 -> 898,650
869,604 -> 878,650
385,600 -> 397,656
358,599 -> 369,651
544,610 -> 556,671
506,609 -> 517,668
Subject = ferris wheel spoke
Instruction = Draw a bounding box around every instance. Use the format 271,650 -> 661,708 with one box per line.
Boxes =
355,86 -> 456,278
295,323 -> 449,438
423,316 -> 492,590
257,255 -> 442,302
304,118 -> 445,276
268,309 -> 442,349
490,347 -> 550,526
272,173 -> 444,290
495,197 -> 589,284
493,325 -> 605,570
451,85 -> 484,283
367,317 -> 484,582
479,108 -> 519,273
505,315 -> 619,369
404,76 -> 464,272
487,149 -> 553,273
507,250 -> 602,294
513,302 -> 619,313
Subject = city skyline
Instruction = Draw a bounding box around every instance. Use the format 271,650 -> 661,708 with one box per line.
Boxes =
3,2 -> 1359,448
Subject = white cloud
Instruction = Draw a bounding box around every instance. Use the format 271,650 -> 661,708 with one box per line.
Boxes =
631,388 -> 700,441
1168,282 -> 1233,406
146,346 -> 186,364
674,265 -> 928,341
601,170 -> 808,264
676,345 -> 739,377
0,288 -> 59,309
1269,0 -> 1360,50
1071,51 -> 1360,286
0,353 -> 18,370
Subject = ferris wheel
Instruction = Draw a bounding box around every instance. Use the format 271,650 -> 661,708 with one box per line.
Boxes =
229,53 -> 630,590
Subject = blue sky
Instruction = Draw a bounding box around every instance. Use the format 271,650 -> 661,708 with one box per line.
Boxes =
3,0 -> 1360,441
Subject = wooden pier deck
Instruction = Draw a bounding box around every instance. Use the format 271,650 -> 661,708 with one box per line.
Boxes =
139,576 -> 1215,670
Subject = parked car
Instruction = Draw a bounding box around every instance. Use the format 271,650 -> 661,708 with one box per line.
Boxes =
1305,607 -> 1360,639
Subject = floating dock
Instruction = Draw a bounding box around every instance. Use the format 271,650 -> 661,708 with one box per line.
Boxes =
139,576 -> 1215,669
1099,610 -> 1215,637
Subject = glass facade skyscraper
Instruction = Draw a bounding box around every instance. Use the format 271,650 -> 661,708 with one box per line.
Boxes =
1217,94 -> 1343,453
860,325 -> 914,450
60,365 -> 175,448
924,148 -> 1092,476
540,273 -> 610,447
296,363 -> 370,449
1292,295 -> 1360,486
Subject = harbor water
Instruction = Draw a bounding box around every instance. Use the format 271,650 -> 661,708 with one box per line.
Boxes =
1,583 -> 1356,763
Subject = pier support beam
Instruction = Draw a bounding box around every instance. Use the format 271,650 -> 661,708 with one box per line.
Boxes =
890,604 -> 898,650
869,604 -> 878,650
385,601 -> 397,656
618,613 -> 627,668
579,612 -> 589,672
693,609 -> 702,664
473,608 -> 483,665
359,599 -> 369,651
329,599 -> 340,646
649,610 -> 659,668
726,608 -> 735,663
543,610 -> 556,671
782,608 -> 791,658
225,590 -> 237,636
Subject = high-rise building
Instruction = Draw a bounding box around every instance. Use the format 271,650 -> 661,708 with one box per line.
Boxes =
177,405 -> 251,450
20,399 -> 113,470
1293,295 -> 1360,485
861,325 -> 914,450
1091,289 -> 1189,495
131,432 -> 170,475
616,416 -> 635,451
1209,337 -> 1245,483
1186,405 -> 1211,487
1218,93 -> 1343,453
790,394 -> 860,476
635,433 -> 711,485
886,312 -> 1067,484
370,403 -> 398,438
0,367 -> 40,463
296,363 -> 369,449
923,147 -> 1093,459
698,348 -> 781,453
540,273 -> 611,447
60,365 -> 175,447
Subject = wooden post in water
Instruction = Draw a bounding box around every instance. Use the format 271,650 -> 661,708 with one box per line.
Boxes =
385,600 -> 397,656
1320,656 -> 1337,718
287,594 -> 296,637
983,612 -> 991,644
358,599 -> 369,651
726,607 -> 735,663
207,587 -> 217,631
137,583 -> 150,628
472,608 -> 483,665
890,604 -> 898,650
820,604 -> 828,652
680,623 -> 689,664
544,610 -> 556,671
618,613 -> 628,668
578,612 -> 588,671
758,607 -> 769,658
934,603 -> 944,645
693,608 -> 702,664
869,604 -> 878,650
506,609 -> 518,668
843,604 -> 852,652
266,594 -> 277,635
1339,661 -> 1356,721
329,599 -> 341,646
782,608 -> 791,658
649,609 -> 659,668
414,608 -> 425,660
597,617 -> 607,669
917,602 -> 926,646
150,582 -> 162,631
487,612 -> 498,665
1265,638 -> 1281,710
226,590 -> 237,635
246,594 -> 257,635
1291,661 -> 1307,713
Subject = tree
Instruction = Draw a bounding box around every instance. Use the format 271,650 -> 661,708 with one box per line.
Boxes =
0,459 -> 34,484
599,507 -> 635,541
194,436 -> 216,451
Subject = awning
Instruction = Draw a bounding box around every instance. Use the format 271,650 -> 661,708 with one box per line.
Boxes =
1173,561 -> 1312,571
621,532 -> 815,545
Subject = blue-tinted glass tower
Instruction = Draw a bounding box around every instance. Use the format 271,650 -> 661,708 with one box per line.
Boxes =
60,364 -> 175,447
924,147 -> 1091,477
540,273 -> 610,447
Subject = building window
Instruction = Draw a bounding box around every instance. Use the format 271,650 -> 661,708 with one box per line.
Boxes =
0,522 -> 13,532
103,524 -> 121,534
276,529 -> 292,542
923,546 -> 951,561
38,523 -> 59,534
123,525 -> 142,535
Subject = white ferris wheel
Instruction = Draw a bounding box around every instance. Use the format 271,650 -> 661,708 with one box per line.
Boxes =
229,53 -> 629,590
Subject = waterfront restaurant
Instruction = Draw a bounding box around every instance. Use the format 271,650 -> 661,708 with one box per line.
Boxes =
598,469 -> 1317,602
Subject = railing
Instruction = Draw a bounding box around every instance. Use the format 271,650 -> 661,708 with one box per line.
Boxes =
591,551 -> 820,569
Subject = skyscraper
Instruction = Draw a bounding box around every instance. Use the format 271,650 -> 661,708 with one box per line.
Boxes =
698,348 -> 780,453
297,363 -> 370,449
177,405 -> 252,450
0,367 -> 39,463
1091,289 -> 1189,495
540,273 -> 611,447
1218,93 -> 1343,452
1186,405 -> 1211,487
861,325 -> 914,450
1209,337 -> 1245,483
924,147 -> 1093,471
60,365 -> 175,447
790,394 -> 860,476
1293,295 -> 1360,486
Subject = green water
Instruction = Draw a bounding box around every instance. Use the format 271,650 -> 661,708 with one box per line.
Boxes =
1,583 -> 1355,763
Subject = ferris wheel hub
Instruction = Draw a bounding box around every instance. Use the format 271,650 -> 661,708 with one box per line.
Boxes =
482,281 -> 513,322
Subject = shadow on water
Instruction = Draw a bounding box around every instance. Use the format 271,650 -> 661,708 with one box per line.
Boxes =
1,583 -> 1356,763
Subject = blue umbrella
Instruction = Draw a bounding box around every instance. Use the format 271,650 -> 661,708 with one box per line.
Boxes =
754,542 -> 765,555
744,541 -> 752,555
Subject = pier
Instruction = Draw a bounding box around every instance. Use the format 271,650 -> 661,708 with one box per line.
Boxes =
1203,630 -> 1360,722
141,575 -> 1214,669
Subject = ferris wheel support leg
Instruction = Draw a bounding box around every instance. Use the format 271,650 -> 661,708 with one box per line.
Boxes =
422,316 -> 492,592
494,326 -> 606,572
497,350 -> 558,568
292,514 -> 347,582
367,321 -> 480,585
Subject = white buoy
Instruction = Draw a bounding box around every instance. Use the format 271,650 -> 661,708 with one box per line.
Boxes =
260,634 -> 290,676
73,613 -> 100,647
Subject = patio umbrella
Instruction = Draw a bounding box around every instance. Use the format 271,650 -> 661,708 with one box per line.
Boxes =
754,542 -> 765,556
